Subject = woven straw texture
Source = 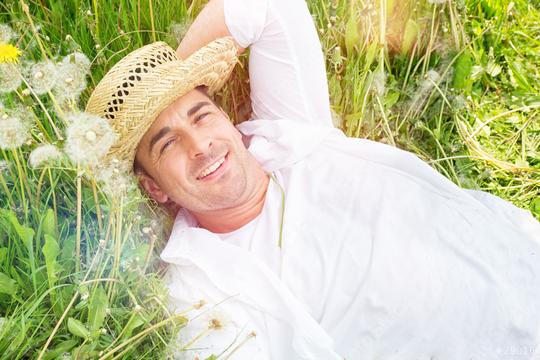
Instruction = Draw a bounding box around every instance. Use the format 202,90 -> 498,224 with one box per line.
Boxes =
86,36 -> 239,166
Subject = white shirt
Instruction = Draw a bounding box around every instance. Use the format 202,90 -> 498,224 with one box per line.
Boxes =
161,0 -> 540,359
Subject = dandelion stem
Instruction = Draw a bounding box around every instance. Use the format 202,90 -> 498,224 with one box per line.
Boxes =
47,90 -> 66,121
148,0 -> 157,42
34,167 -> 47,208
0,165 -> 15,209
18,75 -> 63,139
19,0 -> 50,60
36,291 -> 80,360
98,314 -> 186,360
37,237 -> 108,359
180,327 -> 211,351
92,0 -> 99,39
48,168 -> 58,221
91,178 -> 103,233
222,331 -> 257,359
12,148 -> 31,218
76,164 -> 82,273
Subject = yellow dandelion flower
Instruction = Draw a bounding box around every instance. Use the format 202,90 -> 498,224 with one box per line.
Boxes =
0,44 -> 21,63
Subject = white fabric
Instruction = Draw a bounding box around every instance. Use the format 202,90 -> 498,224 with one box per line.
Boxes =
162,0 -> 540,359
223,0 -> 332,126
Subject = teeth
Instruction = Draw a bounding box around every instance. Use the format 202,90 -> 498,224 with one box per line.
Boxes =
199,157 -> 225,179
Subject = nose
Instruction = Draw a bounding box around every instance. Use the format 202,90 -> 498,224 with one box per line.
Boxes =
183,129 -> 212,159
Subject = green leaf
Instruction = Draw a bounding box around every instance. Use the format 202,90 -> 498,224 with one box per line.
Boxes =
2,210 -> 34,253
88,285 -> 108,331
0,272 -> 17,296
453,51 -> 473,90
43,234 -> 60,287
42,339 -> 78,360
530,197 -> 540,217
345,12 -> 360,56
67,317 -> 90,339
401,19 -> 419,55
384,91 -> 400,108
61,234 -> 76,261
0,247 -> 8,263
41,208 -> 57,238
124,313 -> 146,339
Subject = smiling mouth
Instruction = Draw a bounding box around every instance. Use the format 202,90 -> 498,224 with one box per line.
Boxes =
196,153 -> 228,180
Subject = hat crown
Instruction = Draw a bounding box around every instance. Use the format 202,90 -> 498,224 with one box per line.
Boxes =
86,42 -> 178,122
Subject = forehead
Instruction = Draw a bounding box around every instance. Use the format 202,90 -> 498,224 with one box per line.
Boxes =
138,89 -> 211,146
156,88 -> 210,122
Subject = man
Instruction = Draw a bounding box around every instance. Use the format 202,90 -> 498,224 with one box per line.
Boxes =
87,0 -> 540,358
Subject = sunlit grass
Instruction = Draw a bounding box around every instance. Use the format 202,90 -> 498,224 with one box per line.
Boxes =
0,0 -> 538,359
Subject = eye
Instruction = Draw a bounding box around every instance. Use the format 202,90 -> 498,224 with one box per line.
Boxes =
195,112 -> 210,122
160,138 -> 175,154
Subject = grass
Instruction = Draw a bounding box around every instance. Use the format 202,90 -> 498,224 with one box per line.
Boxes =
0,0 -> 539,359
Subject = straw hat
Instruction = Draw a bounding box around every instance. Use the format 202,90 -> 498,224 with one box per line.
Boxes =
86,36 -> 239,166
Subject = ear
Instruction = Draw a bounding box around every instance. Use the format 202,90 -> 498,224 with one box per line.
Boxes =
137,173 -> 169,203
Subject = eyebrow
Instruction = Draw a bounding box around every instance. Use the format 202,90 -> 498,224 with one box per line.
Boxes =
148,126 -> 171,155
187,101 -> 211,117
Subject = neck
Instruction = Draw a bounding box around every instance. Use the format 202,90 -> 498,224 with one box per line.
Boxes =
192,173 -> 270,233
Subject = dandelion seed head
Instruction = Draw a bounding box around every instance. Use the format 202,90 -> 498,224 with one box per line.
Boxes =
0,63 -> 22,93
208,318 -> 223,330
62,52 -> 91,74
419,69 -> 441,91
64,112 -> 117,164
26,60 -> 58,95
93,157 -> 136,197
372,69 -> 386,97
29,144 -> 62,168
203,310 -> 229,331
0,24 -> 17,43
0,114 -> 30,150
194,299 -> 206,309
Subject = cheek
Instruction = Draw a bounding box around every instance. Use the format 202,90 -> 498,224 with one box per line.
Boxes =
157,153 -> 189,186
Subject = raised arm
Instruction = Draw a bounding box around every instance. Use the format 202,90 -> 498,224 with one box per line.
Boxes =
177,0 -> 333,127
176,0 -> 245,58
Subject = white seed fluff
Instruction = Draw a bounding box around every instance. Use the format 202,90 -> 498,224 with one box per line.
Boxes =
28,144 -> 62,168
53,61 -> 88,103
0,63 -> 22,93
25,60 -> 58,95
64,112 -> 117,164
0,24 -> 17,43
61,52 -> 91,74
0,114 -> 30,150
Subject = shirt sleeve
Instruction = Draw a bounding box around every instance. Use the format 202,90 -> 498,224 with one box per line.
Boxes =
224,0 -> 333,127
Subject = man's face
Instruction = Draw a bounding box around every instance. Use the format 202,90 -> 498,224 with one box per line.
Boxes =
135,88 -> 260,213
